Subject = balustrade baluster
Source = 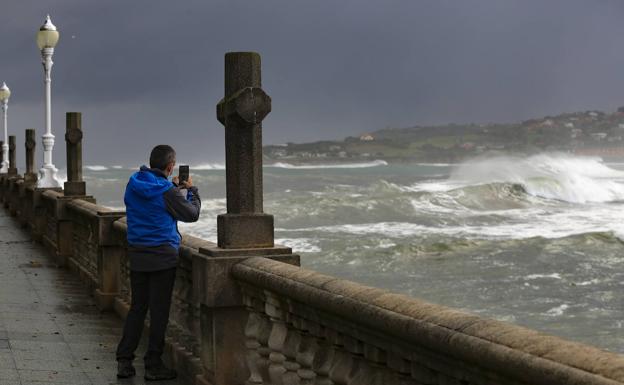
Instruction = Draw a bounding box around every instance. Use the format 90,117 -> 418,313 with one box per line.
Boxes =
281,312 -> 303,385
266,292 -> 288,384
244,291 -> 266,385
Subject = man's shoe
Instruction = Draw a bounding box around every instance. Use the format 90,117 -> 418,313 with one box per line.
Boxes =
144,364 -> 177,381
117,360 -> 136,378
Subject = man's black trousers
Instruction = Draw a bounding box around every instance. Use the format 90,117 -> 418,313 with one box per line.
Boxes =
116,267 -> 176,367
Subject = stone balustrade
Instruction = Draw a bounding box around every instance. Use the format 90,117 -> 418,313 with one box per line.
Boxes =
233,257 -> 624,385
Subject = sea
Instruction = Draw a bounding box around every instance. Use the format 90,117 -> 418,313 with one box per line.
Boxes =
80,153 -> 624,353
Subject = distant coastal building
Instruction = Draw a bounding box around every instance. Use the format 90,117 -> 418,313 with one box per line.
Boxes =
359,134 -> 374,141
541,119 -> 555,127
571,128 -> 583,138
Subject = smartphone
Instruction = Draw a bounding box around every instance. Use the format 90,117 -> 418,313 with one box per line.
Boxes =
179,165 -> 189,184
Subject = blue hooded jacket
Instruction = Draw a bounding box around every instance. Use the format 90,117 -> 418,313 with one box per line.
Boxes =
125,166 -> 180,249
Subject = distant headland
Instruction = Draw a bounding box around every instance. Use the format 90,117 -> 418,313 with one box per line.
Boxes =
264,107 -> 624,163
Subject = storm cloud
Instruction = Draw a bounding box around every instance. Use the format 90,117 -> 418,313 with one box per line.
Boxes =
1,0 -> 624,167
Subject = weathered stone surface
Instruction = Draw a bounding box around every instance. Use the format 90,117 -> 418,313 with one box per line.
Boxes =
64,112 -> 86,196
23,129 -> 37,184
216,52 -> 275,249
217,86 -> 271,125
7,135 -> 16,175
193,252 -> 299,308
7,175 -> 23,216
200,244 -> 292,258
200,305 -> 250,385
217,213 -> 274,248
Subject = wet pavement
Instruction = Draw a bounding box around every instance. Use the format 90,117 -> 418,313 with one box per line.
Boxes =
0,210 -> 182,385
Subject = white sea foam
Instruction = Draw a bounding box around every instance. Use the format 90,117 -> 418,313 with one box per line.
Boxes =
276,209 -> 624,240
275,238 -> 321,253
405,181 -> 465,193
266,160 -> 388,169
526,273 -> 562,280
193,163 -> 226,170
545,304 -> 569,316
451,153 -> 624,204
85,165 -> 108,171
112,165 -> 124,169
414,163 -> 454,167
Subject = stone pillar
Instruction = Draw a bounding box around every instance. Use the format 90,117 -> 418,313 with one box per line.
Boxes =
216,52 -> 274,249
93,210 -> 125,310
0,140 -> 4,170
24,129 -> 37,184
4,135 -> 19,210
8,135 -> 16,175
64,112 -> 86,196
17,130 -> 38,226
195,52 -> 300,385
46,112 -> 95,266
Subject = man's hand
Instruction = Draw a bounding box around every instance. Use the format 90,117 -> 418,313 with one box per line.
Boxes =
179,175 -> 194,189
172,176 -> 180,185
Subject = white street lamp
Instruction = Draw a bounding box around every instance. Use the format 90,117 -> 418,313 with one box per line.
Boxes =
0,82 -> 10,173
36,14 -> 61,187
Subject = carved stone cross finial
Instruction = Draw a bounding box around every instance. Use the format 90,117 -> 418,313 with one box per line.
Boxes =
216,52 -> 274,249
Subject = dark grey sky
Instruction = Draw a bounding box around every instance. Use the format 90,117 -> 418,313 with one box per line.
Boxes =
2,0 -> 624,167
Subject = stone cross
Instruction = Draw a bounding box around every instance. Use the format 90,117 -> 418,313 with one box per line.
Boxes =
64,112 -> 86,196
216,52 -> 274,249
24,129 -> 37,183
8,135 -> 16,175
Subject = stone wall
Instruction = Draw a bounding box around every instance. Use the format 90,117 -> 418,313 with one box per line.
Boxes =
66,198 -> 110,290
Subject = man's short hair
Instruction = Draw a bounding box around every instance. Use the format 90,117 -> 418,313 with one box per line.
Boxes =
149,145 -> 176,171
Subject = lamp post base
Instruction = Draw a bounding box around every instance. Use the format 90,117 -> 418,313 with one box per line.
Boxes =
0,146 -> 8,173
37,165 -> 61,188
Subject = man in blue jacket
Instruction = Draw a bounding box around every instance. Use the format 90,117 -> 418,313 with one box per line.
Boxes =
116,145 -> 201,381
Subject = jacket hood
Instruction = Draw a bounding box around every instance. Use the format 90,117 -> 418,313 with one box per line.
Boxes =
127,165 -> 173,199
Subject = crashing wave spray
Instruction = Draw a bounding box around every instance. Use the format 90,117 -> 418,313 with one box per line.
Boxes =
449,153 -> 624,204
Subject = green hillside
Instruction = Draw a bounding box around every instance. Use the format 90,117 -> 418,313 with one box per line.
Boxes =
264,108 -> 624,163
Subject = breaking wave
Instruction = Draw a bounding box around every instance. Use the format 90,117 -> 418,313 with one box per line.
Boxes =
266,159 -> 388,169
449,154 -> 624,204
85,165 -> 108,171
193,163 -> 226,170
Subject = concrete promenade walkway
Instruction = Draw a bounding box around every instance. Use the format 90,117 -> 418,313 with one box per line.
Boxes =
0,210 -> 181,385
